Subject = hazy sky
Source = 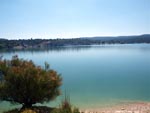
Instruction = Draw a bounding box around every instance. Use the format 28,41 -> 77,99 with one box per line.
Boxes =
0,0 -> 150,39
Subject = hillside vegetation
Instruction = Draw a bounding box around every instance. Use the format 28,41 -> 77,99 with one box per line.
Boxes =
0,34 -> 150,50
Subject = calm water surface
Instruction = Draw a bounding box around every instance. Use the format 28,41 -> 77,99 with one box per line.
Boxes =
0,44 -> 150,112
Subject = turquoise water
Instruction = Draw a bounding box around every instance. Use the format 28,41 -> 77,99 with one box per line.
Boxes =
0,44 -> 150,112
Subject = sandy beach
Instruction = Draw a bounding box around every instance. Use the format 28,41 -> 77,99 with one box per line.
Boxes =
80,102 -> 150,113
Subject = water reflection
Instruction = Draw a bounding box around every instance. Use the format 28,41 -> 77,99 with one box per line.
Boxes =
1,44 -> 150,54
0,45 -> 92,53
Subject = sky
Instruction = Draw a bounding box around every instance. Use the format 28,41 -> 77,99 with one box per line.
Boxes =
0,0 -> 150,39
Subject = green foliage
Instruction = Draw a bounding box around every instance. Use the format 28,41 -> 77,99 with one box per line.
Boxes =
0,55 -> 62,108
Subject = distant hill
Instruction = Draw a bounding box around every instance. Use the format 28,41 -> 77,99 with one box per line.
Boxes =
82,34 -> 150,43
0,34 -> 150,50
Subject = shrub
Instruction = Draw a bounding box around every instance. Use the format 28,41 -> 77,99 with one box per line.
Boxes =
0,55 -> 62,109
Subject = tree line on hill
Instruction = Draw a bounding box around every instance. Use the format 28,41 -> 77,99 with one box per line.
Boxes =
0,34 -> 150,50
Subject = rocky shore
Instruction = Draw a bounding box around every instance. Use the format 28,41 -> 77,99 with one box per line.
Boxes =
80,102 -> 150,113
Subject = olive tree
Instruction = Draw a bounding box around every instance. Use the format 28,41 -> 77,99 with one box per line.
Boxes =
0,55 -> 62,108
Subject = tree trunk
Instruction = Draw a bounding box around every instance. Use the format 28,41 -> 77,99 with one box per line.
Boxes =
21,103 -> 32,109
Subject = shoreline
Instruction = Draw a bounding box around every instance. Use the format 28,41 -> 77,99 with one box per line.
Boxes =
0,101 -> 150,113
80,102 -> 150,113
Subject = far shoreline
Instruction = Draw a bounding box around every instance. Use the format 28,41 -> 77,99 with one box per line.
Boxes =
0,34 -> 150,50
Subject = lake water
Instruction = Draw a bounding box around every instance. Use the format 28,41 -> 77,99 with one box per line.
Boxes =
0,44 -> 150,112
